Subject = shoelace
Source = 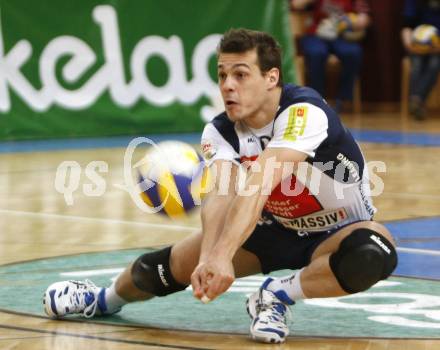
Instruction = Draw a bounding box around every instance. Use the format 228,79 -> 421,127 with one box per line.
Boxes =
69,280 -> 99,318
257,293 -> 292,324
258,303 -> 291,327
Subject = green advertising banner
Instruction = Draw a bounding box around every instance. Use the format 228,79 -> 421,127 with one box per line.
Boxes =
0,0 -> 295,141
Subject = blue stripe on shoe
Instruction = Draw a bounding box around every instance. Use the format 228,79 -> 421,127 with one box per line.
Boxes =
272,290 -> 295,305
257,327 -> 286,338
273,303 -> 287,315
49,290 -> 58,316
262,277 -> 295,305
261,277 -> 274,289
97,288 -> 107,313
84,293 -> 95,306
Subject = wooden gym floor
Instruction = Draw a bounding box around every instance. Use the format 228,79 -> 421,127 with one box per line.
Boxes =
0,111 -> 439,349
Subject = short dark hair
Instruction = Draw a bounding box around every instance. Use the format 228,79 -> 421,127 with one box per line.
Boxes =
218,28 -> 283,86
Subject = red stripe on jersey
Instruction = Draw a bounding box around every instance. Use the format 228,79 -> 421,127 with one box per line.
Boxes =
239,155 -> 323,218
240,155 -> 259,162
264,176 -> 323,218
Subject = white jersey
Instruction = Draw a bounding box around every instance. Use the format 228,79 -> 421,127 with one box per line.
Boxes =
201,84 -> 375,234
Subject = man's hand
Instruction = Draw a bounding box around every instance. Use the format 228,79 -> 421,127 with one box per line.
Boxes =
190,257 -> 235,302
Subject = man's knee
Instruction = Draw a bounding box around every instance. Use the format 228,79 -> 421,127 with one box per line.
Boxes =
131,246 -> 188,297
335,43 -> 362,65
329,228 -> 398,294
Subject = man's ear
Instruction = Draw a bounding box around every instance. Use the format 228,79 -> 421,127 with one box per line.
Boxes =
266,68 -> 280,89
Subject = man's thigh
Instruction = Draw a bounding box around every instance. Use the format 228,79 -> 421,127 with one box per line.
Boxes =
242,223 -> 335,274
170,230 -> 262,285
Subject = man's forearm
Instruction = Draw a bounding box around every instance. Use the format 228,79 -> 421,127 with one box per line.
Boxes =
209,148 -> 305,262
211,189 -> 263,261
199,191 -> 235,263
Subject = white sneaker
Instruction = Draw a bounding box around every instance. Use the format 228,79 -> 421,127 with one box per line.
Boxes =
43,280 -> 109,319
246,278 -> 292,344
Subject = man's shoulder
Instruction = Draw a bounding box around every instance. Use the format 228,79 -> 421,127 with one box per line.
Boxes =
278,84 -> 328,115
205,112 -> 236,135
210,112 -> 232,126
277,84 -> 330,123
203,112 -> 240,153
281,84 -> 322,102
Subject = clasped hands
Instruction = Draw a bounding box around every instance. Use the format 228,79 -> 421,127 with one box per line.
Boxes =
191,256 -> 235,303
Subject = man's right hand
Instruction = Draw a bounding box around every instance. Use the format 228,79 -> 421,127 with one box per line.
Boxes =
190,259 -> 235,302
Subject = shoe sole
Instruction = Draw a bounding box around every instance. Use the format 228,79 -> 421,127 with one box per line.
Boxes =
249,323 -> 286,344
250,334 -> 285,344
43,290 -> 59,318
246,293 -> 258,319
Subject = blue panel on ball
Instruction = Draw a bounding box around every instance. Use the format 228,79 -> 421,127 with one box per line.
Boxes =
172,173 -> 196,212
138,173 -> 166,215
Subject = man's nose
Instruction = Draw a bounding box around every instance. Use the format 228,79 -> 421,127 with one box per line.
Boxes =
221,76 -> 235,91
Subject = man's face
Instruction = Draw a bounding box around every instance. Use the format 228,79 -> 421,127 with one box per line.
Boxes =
217,49 -> 272,122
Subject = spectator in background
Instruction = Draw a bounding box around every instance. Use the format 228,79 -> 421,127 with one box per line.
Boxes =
401,0 -> 440,120
291,0 -> 370,112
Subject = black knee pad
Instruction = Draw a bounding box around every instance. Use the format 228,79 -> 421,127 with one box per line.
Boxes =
131,246 -> 187,297
329,228 -> 398,293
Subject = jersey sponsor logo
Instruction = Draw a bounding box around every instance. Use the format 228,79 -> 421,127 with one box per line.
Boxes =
336,153 -> 361,182
247,137 -> 256,143
273,208 -> 348,231
264,198 -> 301,217
359,181 -> 375,217
283,106 -> 308,141
265,175 -> 323,218
201,139 -> 217,160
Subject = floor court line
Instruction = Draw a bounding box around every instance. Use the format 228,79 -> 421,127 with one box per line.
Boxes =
1,128 -> 440,154
0,209 -> 199,232
0,323 -> 211,350
3,190 -> 439,202
396,247 -> 440,256
0,190 -> 132,202
2,209 -> 439,256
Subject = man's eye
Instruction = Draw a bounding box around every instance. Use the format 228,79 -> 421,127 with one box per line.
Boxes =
218,73 -> 226,80
236,72 -> 246,79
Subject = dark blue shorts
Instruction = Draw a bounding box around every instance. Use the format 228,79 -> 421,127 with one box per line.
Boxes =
241,221 -> 357,274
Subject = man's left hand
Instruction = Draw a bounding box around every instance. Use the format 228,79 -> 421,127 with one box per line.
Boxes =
190,258 -> 235,302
